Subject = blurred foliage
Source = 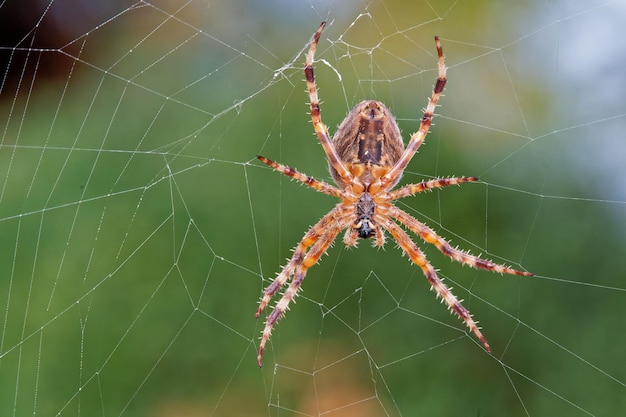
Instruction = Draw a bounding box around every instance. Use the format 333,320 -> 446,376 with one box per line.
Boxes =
0,0 -> 625,416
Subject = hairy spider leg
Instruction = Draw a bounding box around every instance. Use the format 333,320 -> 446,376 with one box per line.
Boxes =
256,205 -> 354,366
380,36 -> 447,190
256,208 -> 340,317
388,176 -> 479,200
305,21 -> 361,191
257,155 -> 343,198
375,213 -> 491,352
254,155 -> 342,315
389,206 -> 533,277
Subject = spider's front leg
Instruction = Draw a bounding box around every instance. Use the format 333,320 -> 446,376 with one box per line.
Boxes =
256,206 -> 352,367
390,206 -> 533,277
376,212 -> 492,352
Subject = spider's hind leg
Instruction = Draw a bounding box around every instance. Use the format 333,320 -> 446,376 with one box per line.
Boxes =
304,21 -> 356,188
380,36 -> 447,189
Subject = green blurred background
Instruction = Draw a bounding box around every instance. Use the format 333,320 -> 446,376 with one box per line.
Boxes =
1,0 -> 625,416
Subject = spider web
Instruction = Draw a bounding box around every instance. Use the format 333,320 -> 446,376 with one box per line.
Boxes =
1,0 -> 625,416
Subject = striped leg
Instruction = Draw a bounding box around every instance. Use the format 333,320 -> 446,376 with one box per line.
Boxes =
381,36 -> 447,189
257,211 -> 350,366
375,213 -> 490,352
257,155 -> 342,198
389,206 -> 533,277
304,21 -> 355,187
388,176 -> 479,201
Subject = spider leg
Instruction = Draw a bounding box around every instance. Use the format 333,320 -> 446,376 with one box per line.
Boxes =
256,205 -> 352,366
389,206 -> 533,276
375,213 -> 491,352
256,207 -> 340,318
388,176 -> 478,201
381,36 -> 447,189
257,155 -> 343,198
305,22 -> 356,187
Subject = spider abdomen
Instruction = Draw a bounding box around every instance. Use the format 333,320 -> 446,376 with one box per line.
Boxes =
330,100 -> 404,187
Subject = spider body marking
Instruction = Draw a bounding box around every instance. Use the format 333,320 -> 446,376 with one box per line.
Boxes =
339,100 -> 404,241
255,22 -> 533,367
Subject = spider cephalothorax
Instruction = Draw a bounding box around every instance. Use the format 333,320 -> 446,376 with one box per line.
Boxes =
255,22 -> 532,367
355,191 -> 377,239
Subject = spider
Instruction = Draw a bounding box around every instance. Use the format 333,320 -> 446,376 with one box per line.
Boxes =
255,22 -> 532,367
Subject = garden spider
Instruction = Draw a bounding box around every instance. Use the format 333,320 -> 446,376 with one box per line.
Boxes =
255,22 -> 532,367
